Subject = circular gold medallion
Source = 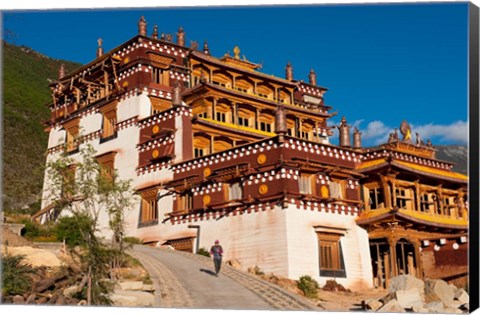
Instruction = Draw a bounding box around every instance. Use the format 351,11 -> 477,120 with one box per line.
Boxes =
122,81 -> 129,88
203,195 -> 211,205
152,125 -> 160,134
257,153 -> 267,165
259,184 -> 268,195
124,57 -> 130,64
152,149 -> 159,159
203,167 -> 211,177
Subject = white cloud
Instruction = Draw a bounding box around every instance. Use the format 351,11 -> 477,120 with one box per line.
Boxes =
360,120 -> 391,145
411,121 -> 468,145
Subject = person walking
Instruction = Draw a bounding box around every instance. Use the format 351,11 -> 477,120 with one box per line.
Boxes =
209,240 -> 223,276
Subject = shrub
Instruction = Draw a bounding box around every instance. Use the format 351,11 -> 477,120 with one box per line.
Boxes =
55,213 -> 93,247
254,266 -> 265,276
1,254 -> 36,296
20,218 -> 56,241
197,247 -> 210,257
297,275 -> 320,298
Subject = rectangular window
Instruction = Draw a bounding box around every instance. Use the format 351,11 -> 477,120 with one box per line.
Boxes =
216,112 -> 227,122
139,187 -> 158,225
238,116 -> 250,127
178,191 -> 193,212
97,152 -> 117,190
194,148 -> 206,158
102,110 -> 117,139
151,67 -> 169,85
64,117 -> 80,153
260,122 -> 272,132
299,174 -> 315,195
395,187 -> 414,210
317,233 -> 346,278
368,187 -> 385,210
300,130 -> 310,140
442,195 -> 455,216
228,182 -> 243,200
420,193 -> 436,213
329,181 -> 344,199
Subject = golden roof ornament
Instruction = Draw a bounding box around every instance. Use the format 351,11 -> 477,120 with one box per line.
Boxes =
152,25 -> 159,39
233,46 -> 241,59
400,120 -> 412,142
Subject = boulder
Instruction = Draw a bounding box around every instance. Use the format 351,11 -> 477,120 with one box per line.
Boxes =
389,275 -> 424,297
425,279 -> 455,306
377,299 -> 405,313
63,285 -> 81,298
364,298 -> 383,311
379,292 -> 396,305
26,293 -> 36,304
12,295 -> 25,304
449,300 -> 465,309
110,290 -> 155,307
395,288 -> 423,309
454,288 -> 469,304
117,281 -> 144,291
426,301 -> 445,313
226,259 -> 241,269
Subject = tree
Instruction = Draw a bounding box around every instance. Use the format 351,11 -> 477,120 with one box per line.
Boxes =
44,143 -> 134,305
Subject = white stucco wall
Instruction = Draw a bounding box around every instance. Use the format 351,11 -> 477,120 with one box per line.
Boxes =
283,204 -> 373,289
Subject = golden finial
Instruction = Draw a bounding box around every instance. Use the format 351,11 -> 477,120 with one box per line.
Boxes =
233,46 -> 240,59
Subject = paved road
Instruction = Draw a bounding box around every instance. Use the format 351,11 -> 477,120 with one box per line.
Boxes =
131,245 -> 320,311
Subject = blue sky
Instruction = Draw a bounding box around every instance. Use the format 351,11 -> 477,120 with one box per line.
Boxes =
2,2 -> 469,146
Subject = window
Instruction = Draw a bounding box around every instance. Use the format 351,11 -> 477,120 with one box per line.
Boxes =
151,67 -> 169,85
228,182 -> 243,201
197,112 -> 208,119
442,195 -> 456,216
420,193 -> 436,213
64,117 -> 80,153
216,112 -> 227,122
329,181 -> 344,199
300,130 -> 310,140
368,187 -> 385,210
177,191 -> 193,212
299,174 -> 315,195
151,97 -> 171,115
260,121 -> 272,133
100,101 -> 118,141
395,187 -> 414,210
140,188 -> 158,225
317,232 -> 346,277
238,116 -> 250,127
193,136 -> 210,158
97,152 -> 116,190
194,148 -> 206,158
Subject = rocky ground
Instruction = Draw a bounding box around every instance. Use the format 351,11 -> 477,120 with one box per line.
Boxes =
362,275 -> 469,313
1,225 -> 155,307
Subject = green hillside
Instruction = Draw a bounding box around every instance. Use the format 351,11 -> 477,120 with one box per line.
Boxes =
2,41 -> 82,212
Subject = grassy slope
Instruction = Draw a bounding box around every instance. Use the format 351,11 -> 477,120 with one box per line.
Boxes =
2,41 -> 82,212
